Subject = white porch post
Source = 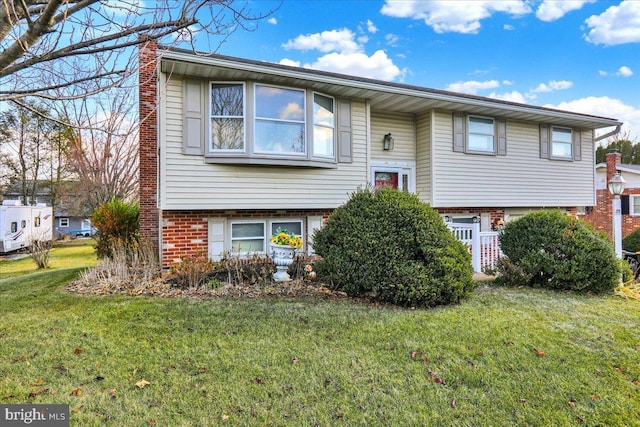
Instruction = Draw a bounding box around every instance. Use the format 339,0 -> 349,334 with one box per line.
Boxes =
472,222 -> 481,272
613,195 -> 623,258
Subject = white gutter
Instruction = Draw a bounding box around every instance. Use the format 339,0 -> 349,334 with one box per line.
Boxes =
595,124 -> 622,142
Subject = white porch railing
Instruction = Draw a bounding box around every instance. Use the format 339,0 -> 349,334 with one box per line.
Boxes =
446,222 -> 502,272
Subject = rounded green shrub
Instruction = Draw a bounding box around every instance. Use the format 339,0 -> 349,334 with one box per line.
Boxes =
498,210 -> 620,293
622,228 -> 640,253
312,187 -> 475,307
91,198 -> 139,259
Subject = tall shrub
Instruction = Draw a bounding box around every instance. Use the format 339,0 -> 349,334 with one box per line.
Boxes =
91,198 -> 139,259
498,210 -> 620,293
312,187 -> 474,307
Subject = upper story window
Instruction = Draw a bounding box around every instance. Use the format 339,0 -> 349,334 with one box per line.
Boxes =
452,113 -> 506,156
210,83 -> 245,151
551,127 -> 572,159
203,81 -> 341,167
468,116 -> 495,153
313,93 -> 335,157
255,85 -> 306,155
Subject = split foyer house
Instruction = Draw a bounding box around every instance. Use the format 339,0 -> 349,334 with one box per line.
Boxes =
138,41 -> 622,269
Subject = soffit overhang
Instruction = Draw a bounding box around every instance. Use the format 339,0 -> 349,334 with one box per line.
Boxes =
159,48 -> 621,131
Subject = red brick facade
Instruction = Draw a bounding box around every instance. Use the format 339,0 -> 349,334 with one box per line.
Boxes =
138,39 -> 160,253
161,209 -> 332,267
583,150 -> 640,240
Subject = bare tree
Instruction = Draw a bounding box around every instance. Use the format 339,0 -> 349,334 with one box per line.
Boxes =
54,86 -> 140,213
0,0 -> 273,103
0,102 -> 60,204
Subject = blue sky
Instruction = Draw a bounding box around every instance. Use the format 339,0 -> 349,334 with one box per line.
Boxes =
188,0 -> 640,141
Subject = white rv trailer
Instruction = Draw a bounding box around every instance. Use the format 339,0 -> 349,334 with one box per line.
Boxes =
0,200 -> 53,253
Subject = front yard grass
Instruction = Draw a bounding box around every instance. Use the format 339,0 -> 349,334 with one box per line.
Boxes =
0,243 -> 639,426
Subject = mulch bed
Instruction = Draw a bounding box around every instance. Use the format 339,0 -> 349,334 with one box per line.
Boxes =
65,277 -> 347,299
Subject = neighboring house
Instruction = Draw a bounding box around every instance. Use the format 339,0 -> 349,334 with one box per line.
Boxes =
138,41 -> 621,269
584,150 -> 640,240
54,213 -> 95,239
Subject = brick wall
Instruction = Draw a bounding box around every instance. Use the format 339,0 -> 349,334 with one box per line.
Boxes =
138,38 -> 159,253
161,209 -> 333,268
582,150 -> 640,240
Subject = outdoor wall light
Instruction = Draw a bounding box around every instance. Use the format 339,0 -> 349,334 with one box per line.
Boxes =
383,133 -> 394,151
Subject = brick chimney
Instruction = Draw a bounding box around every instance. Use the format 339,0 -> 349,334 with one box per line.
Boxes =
138,38 -> 159,253
605,149 -> 622,184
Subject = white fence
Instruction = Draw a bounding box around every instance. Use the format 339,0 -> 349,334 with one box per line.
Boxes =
446,222 -> 502,272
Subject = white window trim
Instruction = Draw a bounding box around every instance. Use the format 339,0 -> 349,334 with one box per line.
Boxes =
209,81 -> 246,154
59,217 -> 69,227
206,82 -> 338,165
551,126 -> 573,160
370,161 -> 416,192
630,195 -> 640,216
467,115 -> 496,154
312,91 -> 336,159
227,218 -> 305,255
254,83 -> 307,157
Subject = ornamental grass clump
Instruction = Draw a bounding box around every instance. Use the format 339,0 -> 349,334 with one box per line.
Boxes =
312,187 -> 475,307
498,209 -> 621,293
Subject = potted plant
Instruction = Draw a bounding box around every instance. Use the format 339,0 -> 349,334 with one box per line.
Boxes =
270,228 -> 302,282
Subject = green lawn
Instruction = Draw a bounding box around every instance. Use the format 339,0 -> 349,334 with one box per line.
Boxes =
1,242 -> 639,426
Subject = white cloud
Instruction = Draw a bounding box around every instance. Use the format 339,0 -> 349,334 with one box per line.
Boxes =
366,19 -> 378,34
535,0 -> 595,22
547,97 -> 640,139
282,29 -> 361,54
279,58 -> 301,67
617,66 -> 634,77
503,24 -> 514,30
584,1 -> 640,46
532,80 -> 573,93
380,0 -> 531,34
268,17 -> 277,25
303,50 -> 405,81
385,33 -> 400,46
488,90 -> 528,104
445,80 -> 500,94
502,80 -> 514,85
599,70 -> 608,76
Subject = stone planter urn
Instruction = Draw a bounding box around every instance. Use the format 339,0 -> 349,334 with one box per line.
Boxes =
270,244 -> 296,282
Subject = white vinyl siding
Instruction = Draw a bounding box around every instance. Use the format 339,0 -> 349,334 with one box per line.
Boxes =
161,76 -> 367,210
432,111 -> 594,207
415,112 -> 432,204
370,111 -> 415,161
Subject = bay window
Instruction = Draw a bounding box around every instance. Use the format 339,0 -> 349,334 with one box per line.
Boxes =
206,82 -> 339,166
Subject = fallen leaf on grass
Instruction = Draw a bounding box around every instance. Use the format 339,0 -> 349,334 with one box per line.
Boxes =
450,398 -> 456,408
568,400 -> 576,407
411,350 -> 418,359
591,394 -> 599,400
30,379 -> 45,386
251,377 -> 263,384
70,388 -> 82,396
533,348 -> 545,357
29,388 -> 48,398
222,414 -> 229,421
53,365 -> 67,373
135,379 -> 150,389
74,348 -> 82,355
434,377 -> 446,385
283,385 -> 293,391
291,358 -> 299,364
